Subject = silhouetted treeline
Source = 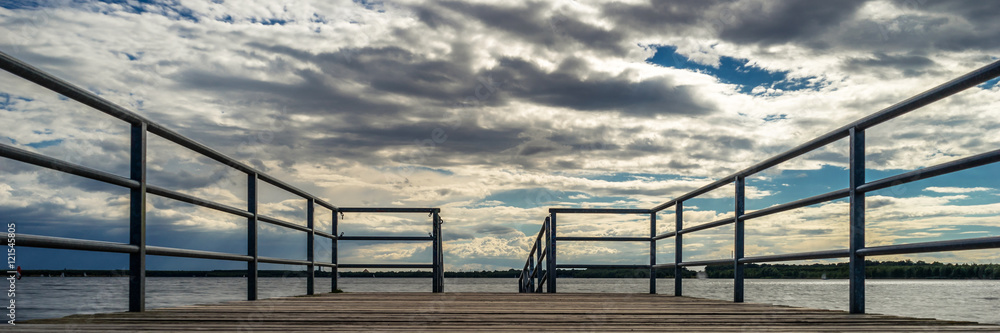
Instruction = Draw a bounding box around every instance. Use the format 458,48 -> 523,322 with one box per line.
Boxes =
23,261 -> 999,279
706,260 -> 1000,279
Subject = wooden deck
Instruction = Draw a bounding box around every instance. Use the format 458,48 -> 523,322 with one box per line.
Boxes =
14,293 -> 999,332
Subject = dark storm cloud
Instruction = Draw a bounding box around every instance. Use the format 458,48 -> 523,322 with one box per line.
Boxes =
415,1 -> 630,55
842,52 -> 938,77
601,0 -> 867,48
484,57 -> 716,117
475,224 -> 518,235
714,1 -> 868,47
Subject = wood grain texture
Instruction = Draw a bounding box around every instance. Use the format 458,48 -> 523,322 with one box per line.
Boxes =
13,293 -> 999,332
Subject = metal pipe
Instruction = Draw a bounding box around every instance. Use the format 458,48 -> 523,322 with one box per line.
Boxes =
678,217 -> 735,235
247,173 -> 258,301
548,208 -> 651,214
129,122 -> 146,313
258,256 -> 314,266
678,259 -> 731,267
257,214 -> 311,233
555,237 -> 650,242
306,199 -> 315,296
849,127 -> 866,314
146,246 -> 253,262
649,213 -> 656,294
740,188 -> 850,221
734,175 -> 745,303
3,234 -> 138,253
653,231 -> 676,241
858,148 -> 1000,194
556,264 -> 651,269
338,236 -> 435,241
857,236 -> 1000,257
147,184 -> 253,219
547,213 -> 557,293
337,264 -> 435,269
739,249 -> 849,264
0,144 -> 139,189
332,209 -> 338,292
674,202 -> 683,296
337,207 -> 440,213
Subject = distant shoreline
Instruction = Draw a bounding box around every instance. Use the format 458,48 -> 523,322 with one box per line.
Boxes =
21,260 -> 1000,279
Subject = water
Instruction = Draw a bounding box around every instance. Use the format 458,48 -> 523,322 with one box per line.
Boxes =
12,277 -> 1000,325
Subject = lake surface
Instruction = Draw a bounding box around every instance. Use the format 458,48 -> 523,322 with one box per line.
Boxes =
12,277 -> 1000,325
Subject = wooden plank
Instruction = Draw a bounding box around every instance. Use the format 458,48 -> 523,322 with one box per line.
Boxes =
16,293 -> 998,332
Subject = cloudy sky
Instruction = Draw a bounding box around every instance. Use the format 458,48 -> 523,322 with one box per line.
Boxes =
1,0 -> 998,273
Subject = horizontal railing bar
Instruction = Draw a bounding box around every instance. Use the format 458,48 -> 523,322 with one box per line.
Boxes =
741,188 -> 850,221
652,178 -> 734,212
257,214 -> 311,233
678,259 -> 732,267
857,236 -> 1000,257
653,231 -> 676,240
556,237 -> 650,242
0,144 -> 139,189
651,263 -> 676,269
0,51 -> 338,213
337,264 -> 434,269
858,148 -> 1000,194
147,185 -> 253,219
4,234 -> 138,253
679,217 -> 735,235
651,59 -> 1000,212
146,246 -> 252,262
315,230 -> 336,239
314,262 -> 337,268
254,172 -> 336,209
0,51 -> 148,125
258,256 -> 313,266
337,207 -> 440,213
739,249 -> 850,264
337,236 -> 435,241
548,208 -> 650,214
557,264 -> 651,269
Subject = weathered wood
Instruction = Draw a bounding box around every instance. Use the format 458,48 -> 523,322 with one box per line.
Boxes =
15,293 -> 998,332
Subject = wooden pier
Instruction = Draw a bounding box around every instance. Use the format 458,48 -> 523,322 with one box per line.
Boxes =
14,293 -> 998,332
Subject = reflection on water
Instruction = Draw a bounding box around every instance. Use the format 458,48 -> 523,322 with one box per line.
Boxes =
14,277 -> 1000,325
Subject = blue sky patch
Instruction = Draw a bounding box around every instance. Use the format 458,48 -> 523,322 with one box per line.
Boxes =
646,45 -> 819,95
980,77 -> 1000,89
94,0 -> 199,23
25,138 -> 63,149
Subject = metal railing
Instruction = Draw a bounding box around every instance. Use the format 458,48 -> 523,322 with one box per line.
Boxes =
519,58 -> 1000,314
337,207 -> 445,292
0,50 -> 445,312
518,209 -> 654,293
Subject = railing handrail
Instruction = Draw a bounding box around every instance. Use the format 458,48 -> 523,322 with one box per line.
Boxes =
650,59 -> 1000,212
520,59 -> 1000,317
0,50 -> 446,314
0,51 -> 337,211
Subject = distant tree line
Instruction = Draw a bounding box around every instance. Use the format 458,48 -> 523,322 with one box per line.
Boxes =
706,260 -> 1000,279
22,260 -> 999,279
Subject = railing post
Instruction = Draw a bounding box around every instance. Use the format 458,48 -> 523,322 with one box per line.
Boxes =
307,199 -> 315,295
128,122 -> 146,312
674,201 -> 683,296
650,212 -> 656,294
734,176 -> 745,303
536,218 -> 545,292
849,127 -> 866,314
247,173 -> 258,301
332,209 -> 338,292
528,254 -> 535,292
547,212 -> 557,293
432,211 -> 443,293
